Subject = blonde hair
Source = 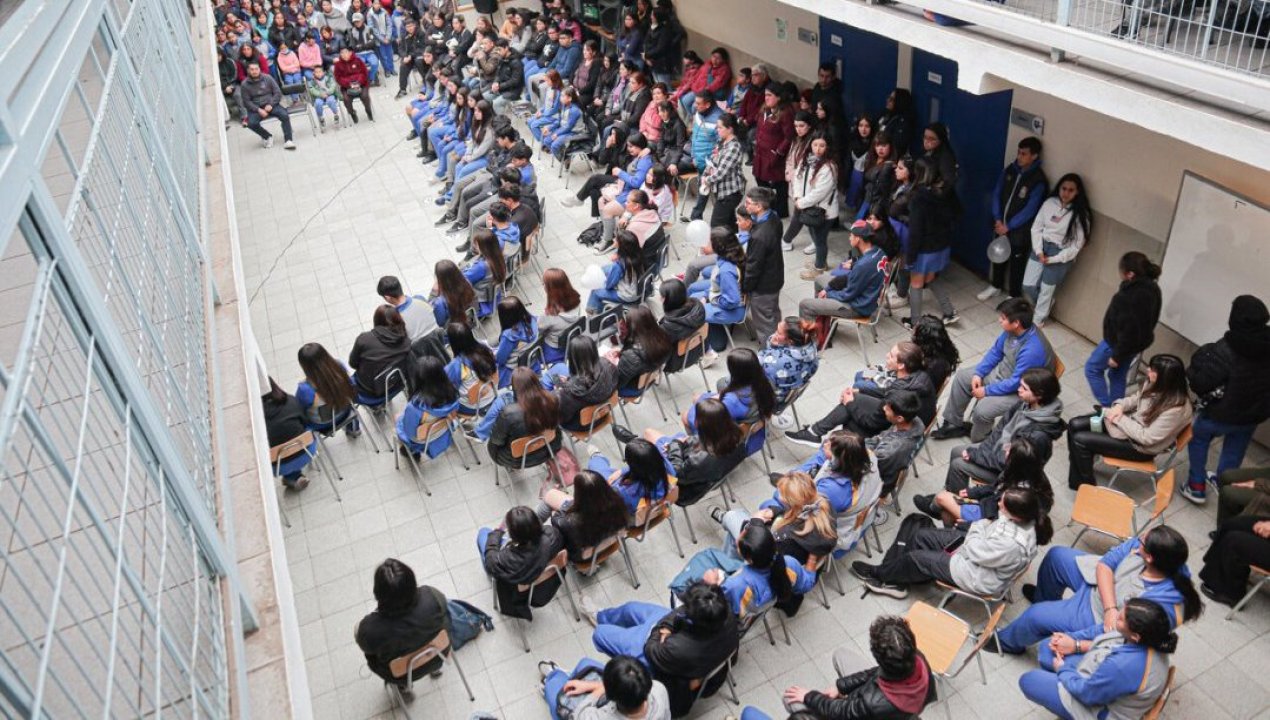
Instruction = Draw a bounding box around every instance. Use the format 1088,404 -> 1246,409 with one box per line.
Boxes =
772,472 -> 834,540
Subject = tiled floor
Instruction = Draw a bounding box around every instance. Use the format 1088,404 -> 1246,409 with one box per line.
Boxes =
227,82 -> 1270,720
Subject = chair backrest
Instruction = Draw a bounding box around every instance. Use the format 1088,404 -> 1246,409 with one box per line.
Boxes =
467,378 -> 497,408
630,485 -> 677,536
269,430 -> 315,463
518,334 -> 547,369
511,429 -> 557,458
1072,485 -> 1136,540
577,395 -> 618,430
1149,469 -> 1176,522
1053,356 -> 1066,379
634,369 -> 660,392
517,549 -> 568,592
1142,666 -> 1177,720
414,414 -> 452,447
776,382 -> 809,414
690,653 -> 733,700
388,628 -> 452,684
576,533 -> 623,571
1172,423 -> 1194,454
905,601 -> 969,677
559,314 -> 589,353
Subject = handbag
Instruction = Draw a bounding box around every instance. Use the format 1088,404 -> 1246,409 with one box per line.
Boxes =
346,82 -> 364,98
795,165 -> 835,227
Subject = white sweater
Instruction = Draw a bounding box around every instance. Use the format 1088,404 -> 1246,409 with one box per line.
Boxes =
792,159 -> 839,218
1030,196 -> 1087,264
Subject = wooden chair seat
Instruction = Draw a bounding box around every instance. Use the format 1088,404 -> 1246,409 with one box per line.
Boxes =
1070,485 -> 1137,541
1053,357 -> 1066,379
1103,456 -> 1158,472
574,535 -> 622,574
626,505 -> 671,540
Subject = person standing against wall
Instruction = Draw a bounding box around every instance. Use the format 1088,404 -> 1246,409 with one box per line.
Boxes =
978,137 -> 1047,302
1181,295 -> 1270,504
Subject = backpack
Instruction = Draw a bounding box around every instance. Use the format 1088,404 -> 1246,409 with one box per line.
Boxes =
578,220 -> 604,247
446,599 -> 493,650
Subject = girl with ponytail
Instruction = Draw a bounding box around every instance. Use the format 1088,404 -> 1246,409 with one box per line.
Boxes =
1020,597 -> 1177,720
995,524 -> 1202,655
1085,250 -> 1163,407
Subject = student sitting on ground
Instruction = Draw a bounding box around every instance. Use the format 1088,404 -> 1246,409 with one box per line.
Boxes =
546,335 -> 619,432
444,322 -> 498,415
354,558 -> 451,685
1018,599 -> 1178,720
781,615 -> 936,719
396,356 -> 460,460
993,525 -> 1202,655
852,485 -> 1051,600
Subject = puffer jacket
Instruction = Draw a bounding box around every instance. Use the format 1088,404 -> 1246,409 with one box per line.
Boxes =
661,300 -> 707,372
1101,277 -> 1161,364
965,399 -> 1066,471
556,362 -> 619,428
1187,295 -> 1270,425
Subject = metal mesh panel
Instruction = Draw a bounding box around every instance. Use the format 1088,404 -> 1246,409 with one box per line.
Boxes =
0,248 -> 227,719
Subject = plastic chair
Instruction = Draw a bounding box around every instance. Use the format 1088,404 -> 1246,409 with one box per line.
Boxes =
821,267 -> 894,364
661,324 -> 712,416
380,628 -> 475,713
1227,565 -> 1270,620
1104,423 -> 1193,507
1069,469 -> 1176,546
270,430 -> 342,528
618,369 -> 669,426
394,411 -> 473,497
489,549 -> 581,652
906,600 -> 1007,719
493,429 -> 559,486
934,562 -> 1031,652
563,394 -> 618,454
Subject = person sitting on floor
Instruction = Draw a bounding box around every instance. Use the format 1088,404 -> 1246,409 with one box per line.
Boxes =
354,558 -> 451,685
781,615 -> 936,719
851,485 -> 1051,600
993,525 -> 1203,655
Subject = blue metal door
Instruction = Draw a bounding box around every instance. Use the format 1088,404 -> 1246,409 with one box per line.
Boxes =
819,19 -> 899,121
910,49 -> 1013,275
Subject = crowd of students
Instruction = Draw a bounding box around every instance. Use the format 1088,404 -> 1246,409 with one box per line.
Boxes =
239,1 -> 1270,717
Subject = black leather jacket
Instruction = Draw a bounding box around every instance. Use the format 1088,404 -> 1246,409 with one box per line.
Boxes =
804,654 -> 936,720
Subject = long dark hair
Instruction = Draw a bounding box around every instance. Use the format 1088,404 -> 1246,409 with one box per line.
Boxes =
1001,486 -> 1053,545
624,306 -> 672,365
1051,172 -> 1093,244
543,268 -> 581,315
722,348 -> 776,419
912,313 -> 960,368
511,366 -> 558,433
408,355 -> 459,407
1141,525 -> 1204,623
659,278 -> 691,314
372,558 -> 419,616
297,342 -> 355,410
435,259 -> 476,319
566,335 -> 602,388
619,438 -> 669,502
1138,354 -> 1189,425
565,470 -> 630,546
446,321 -> 496,381
1000,438 -> 1054,512
496,296 -> 533,334
694,397 -> 742,456
737,521 -> 794,603
827,431 -> 870,481
613,230 -> 645,284
472,228 -> 508,283
1122,598 -> 1180,653
710,227 -> 745,280
470,99 -> 494,143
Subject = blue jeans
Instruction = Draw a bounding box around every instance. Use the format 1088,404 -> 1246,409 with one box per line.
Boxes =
678,91 -> 696,117
426,123 -> 453,156
313,96 -> 338,117
356,51 -> 380,84
587,288 -> 623,312
453,156 -> 487,181
377,42 -> 395,73
542,658 -> 606,720
476,527 -> 495,569
1084,339 -> 1131,408
997,546 -> 1096,653
435,138 -> 464,176
1019,668 -> 1076,720
740,708 -> 774,720
1187,412 -> 1257,493
592,601 -> 669,667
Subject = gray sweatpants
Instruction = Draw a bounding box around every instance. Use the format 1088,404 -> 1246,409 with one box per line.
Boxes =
684,254 -> 715,286
942,365 -> 1020,442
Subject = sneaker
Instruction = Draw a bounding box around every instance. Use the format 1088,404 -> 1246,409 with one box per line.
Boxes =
850,561 -> 878,581
262,135 -> 274,149
785,427 -> 823,448
611,424 -> 637,445
781,241 -> 794,252
861,577 -> 909,599
899,317 -> 913,331
291,475 -> 310,491
709,506 -> 726,524
578,596 -> 602,627
586,443 -> 604,459
1178,484 -> 1207,505
395,90 -> 407,99
1206,471 -> 1219,492
560,195 -> 583,208
942,312 -> 960,326
976,285 -> 1001,302
912,493 -> 940,518
1021,583 -> 1037,604
699,349 -> 719,368
799,267 -> 826,281
283,140 -> 296,150
980,635 -> 1004,654
453,241 -> 470,253
447,222 -> 469,235
406,129 -> 418,140
319,117 -> 326,129
435,213 -> 456,227
886,291 -> 908,308
802,244 -> 817,255
594,241 -> 616,255
434,196 -> 448,206
537,661 -> 562,683
420,153 -> 437,164
931,422 -> 971,440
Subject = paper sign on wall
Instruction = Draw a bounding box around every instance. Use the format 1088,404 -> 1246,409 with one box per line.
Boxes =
775,18 -> 787,41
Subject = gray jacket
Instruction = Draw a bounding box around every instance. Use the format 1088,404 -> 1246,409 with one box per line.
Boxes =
1058,632 -> 1170,720
365,8 -> 393,40
311,9 -> 351,34
240,74 -> 282,113
948,516 -> 1036,596
866,418 -> 924,488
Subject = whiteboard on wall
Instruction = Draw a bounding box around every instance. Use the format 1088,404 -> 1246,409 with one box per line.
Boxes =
1157,172 -> 1269,346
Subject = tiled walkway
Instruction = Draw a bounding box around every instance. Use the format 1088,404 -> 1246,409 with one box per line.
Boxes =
226,82 -> 1270,720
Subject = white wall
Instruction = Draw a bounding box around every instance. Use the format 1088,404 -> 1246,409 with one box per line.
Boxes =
675,0 -> 822,84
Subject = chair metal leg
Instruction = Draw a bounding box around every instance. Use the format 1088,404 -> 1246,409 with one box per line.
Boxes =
318,453 -> 344,501
515,615 -> 531,653
558,569 -> 582,621
277,484 -> 291,528
666,509 -> 685,558
818,575 -> 831,610
619,402 -> 632,428
404,447 -> 432,497
663,373 -> 681,416
317,435 -> 345,480
685,507 -> 698,543
870,523 -> 882,555
698,363 -> 710,392
649,385 -> 668,422
778,611 -> 791,646
447,649 -> 476,701
761,614 -> 776,646
856,324 -> 870,366
354,407 -> 382,453
1227,575 -> 1270,620
618,539 -> 640,589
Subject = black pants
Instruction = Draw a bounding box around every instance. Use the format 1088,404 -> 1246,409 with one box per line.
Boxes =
343,91 -> 373,120
575,174 -> 618,216
1066,415 -> 1155,490
399,58 -> 423,93
756,178 -> 790,218
1201,515 -> 1270,600
811,394 -> 889,438
987,231 -> 1029,297
875,514 -> 959,586
942,445 -> 1001,493
708,190 -> 743,232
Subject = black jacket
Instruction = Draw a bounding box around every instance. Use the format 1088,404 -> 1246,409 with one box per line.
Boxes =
349,326 -> 411,398
744,213 -> 785,295
482,526 -> 566,620
218,56 -> 238,87
995,160 -> 1048,246
616,343 -> 660,391
803,652 -> 937,720
355,586 -> 450,683
263,393 -> 308,450
557,363 -> 618,429
551,510 -> 629,563
643,23 -> 679,74
666,437 -> 747,505
1101,277 -> 1161,364
661,300 -> 707,372
487,402 -> 563,467
905,186 -> 953,261
654,116 -> 689,168
644,607 -> 741,718
618,86 -> 652,130
493,53 -> 524,98
572,59 -> 601,106
398,29 -> 428,60
810,79 -> 845,119
268,24 -> 301,51
1188,309 -> 1270,425
858,370 -> 937,427
861,161 -> 897,218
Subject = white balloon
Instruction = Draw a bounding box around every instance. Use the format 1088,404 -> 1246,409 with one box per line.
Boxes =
986,235 -> 1012,264
578,264 -> 608,291
686,219 -> 711,247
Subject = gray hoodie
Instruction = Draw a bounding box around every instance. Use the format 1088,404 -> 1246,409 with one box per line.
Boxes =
965,399 -> 1066,471
949,516 -> 1037,596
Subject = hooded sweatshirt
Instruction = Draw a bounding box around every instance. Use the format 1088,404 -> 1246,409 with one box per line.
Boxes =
348,326 -> 410,397
966,399 -> 1066,471
1187,294 -> 1270,425
949,515 -> 1037,596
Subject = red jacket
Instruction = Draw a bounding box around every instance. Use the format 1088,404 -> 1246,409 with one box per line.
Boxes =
739,78 -> 769,126
752,106 -> 794,182
672,60 -> 731,100
333,54 -> 369,88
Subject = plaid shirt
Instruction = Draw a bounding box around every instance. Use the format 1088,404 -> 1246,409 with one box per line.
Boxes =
704,137 -> 746,198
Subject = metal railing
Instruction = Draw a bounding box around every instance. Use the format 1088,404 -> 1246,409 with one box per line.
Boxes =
0,0 -> 256,717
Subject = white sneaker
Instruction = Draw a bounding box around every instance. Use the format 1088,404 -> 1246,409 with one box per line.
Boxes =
283,140 -> 296,150
887,290 -> 908,308
976,285 -> 1000,302
585,443 -> 603,459
802,244 -> 816,255
700,349 -> 719,368
262,135 -> 274,149
560,195 -> 583,208
578,596 -> 602,627
781,241 -> 794,252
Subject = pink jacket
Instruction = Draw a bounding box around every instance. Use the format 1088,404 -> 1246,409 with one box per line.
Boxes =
638,100 -> 661,143
297,42 -> 323,69
276,49 -> 301,75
